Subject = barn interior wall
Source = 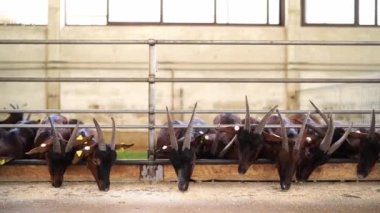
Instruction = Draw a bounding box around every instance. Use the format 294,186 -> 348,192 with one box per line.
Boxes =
0,0 -> 379,139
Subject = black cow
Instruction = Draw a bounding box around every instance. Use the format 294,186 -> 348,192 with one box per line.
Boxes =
237,96 -> 278,174
0,119 -> 39,164
165,103 -> 197,191
296,101 -> 352,182
260,111 -> 308,190
26,116 -> 79,187
350,110 -> 380,179
71,117 -> 133,191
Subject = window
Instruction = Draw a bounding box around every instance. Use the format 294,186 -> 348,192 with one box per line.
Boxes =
109,0 -> 161,23
303,0 -> 379,26
65,0 -> 107,25
66,0 -> 284,25
0,0 -> 48,25
163,0 -> 214,23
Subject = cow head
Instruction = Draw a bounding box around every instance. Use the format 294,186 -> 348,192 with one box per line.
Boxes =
275,110 -> 307,190
73,118 -> 117,191
166,103 -> 197,192
237,96 -> 278,174
296,102 -> 352,182
351,110 -> 380,179
26,116 -> 79,187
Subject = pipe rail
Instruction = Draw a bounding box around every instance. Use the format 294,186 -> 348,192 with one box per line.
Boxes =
1,77 -> 380,83
1,39 -> 380,46
0,123 -> 377,129
0,109 -> 378,114
1,38 -> 380,160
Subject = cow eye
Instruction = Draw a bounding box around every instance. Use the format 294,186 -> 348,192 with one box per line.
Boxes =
92,158 -> 101,165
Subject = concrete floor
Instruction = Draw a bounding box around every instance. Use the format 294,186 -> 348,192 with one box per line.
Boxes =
1,181 -> 380,213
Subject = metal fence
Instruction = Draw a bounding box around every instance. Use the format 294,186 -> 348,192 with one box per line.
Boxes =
1,39 -> 380,161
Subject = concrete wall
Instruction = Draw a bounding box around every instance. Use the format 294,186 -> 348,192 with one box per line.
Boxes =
0,0 -> 379,129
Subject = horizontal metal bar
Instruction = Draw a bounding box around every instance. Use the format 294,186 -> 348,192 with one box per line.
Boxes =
7,158 -> 359,166
157,78 -> 380,83
1,77 -> 380,83
0,109 -> 378,114
0,77 -> 148,83
0,109 -> 148,114
0,124 -> 377,129
1,39 -> 380,46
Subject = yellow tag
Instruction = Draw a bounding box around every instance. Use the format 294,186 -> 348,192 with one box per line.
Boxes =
76,135 -> 84,141
76,150 -> 83,157
0,159 -> 5,165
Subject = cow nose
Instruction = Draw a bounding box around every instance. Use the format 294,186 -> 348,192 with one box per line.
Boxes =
238,165 -> 248,175
281,183 -> 290,191
357,174 -> 366,180
52,181 -> 62,188
178,183 -> 189,192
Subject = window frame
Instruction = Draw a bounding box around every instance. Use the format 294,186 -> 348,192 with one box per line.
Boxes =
301,0 -> 379,27
102,0 -> 285,26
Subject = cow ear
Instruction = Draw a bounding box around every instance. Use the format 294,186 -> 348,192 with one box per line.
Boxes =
72,146 -> 93,164
25,141 -> 52,155
263,132 -> 282,143
0,157 -> 14,165
349,131 -> 368,139
115,143 -> 134,151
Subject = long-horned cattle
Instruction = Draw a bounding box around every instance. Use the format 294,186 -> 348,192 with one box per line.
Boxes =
26,116 -> 80,187
349,110 -> 380,179
164,103 -> 198,191
237,96 -> 278,174
296,101 -> 352,182
72,117 -> 133,191
260,110 -> 308,190
0,119 -> 40,164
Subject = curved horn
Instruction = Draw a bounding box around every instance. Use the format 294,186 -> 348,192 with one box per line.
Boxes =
319,114 -> 335,153
166,106 -> 178,151
10,103 -> 17,109
48,116 -> 62,154
309,100 -> 329,124
276,109 -> 289,153
295,112 -> 310,151
254,105 -> 278,134
369,109 -> 375,139
218,134 -> 237,158
327,123 -> 352,155
244,96 -> 251,133
183,102 -> 197,151
110,117 -> 116,150
93,118 -> 106,151
65,121 -> 80,153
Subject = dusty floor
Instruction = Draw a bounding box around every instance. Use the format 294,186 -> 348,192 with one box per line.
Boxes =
1,181 -> 380,213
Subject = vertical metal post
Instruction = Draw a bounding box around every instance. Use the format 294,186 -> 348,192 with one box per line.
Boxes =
148,39 -> 157,161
